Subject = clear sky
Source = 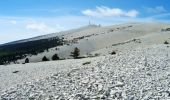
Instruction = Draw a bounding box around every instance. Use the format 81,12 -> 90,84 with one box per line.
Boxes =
0,0 -> 170,44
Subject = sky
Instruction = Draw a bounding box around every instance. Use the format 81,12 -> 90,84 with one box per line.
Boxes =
0,0 -> 170,44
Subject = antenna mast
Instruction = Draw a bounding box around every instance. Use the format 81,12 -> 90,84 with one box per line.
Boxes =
89,20 -> 91,25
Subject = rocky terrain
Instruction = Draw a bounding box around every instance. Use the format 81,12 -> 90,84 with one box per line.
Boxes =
1,44 -> 170,100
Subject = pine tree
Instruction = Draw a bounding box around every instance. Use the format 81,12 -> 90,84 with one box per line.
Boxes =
70,47 -> 80,59
42,56 -> 49,61
25,58 -> 29,63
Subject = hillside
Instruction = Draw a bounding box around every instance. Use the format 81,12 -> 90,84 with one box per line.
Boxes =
0,44 -> 170,99
0,22 -> 170,99
0,22 -> 170,64
17,22 -> 170,63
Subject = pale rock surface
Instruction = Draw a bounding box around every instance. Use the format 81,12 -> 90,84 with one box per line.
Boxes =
0,44 -> 170,99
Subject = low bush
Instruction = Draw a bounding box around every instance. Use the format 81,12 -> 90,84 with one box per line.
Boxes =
94,53 -> 100,57
111,51 -> 116,55
13,71 -> 19,73
82,61 -> 91,65
164,41 -> 169,44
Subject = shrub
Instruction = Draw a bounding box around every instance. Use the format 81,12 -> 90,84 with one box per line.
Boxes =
13,71 -> 19,73
94,53 -> 100,57
52,54 -> 60,60
25,58 -> 29,63
42,56 -> 49,61
87,54 -> 93,57
164,41 -> 169,44
70,47 -> 80,59
163,28 -> 170,31
82,61 -> 91,65
111,51 -> 116,55
55,48 -> 59,50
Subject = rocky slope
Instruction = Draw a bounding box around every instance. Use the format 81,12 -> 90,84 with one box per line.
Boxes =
1,44 -> 170,99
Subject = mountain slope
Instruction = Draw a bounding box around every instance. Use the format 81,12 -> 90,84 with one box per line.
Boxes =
1,44 -> 170,99
0,22 -> 170,99
0,22 -> 170,64
16,22 -> 170,63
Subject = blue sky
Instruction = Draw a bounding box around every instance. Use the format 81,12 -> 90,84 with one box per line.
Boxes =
0,0 -> 170,44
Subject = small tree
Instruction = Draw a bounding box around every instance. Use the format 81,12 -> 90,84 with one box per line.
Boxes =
25,58 -> 29,63
70,47 -> 80,59
42,56 -> 49,61
52,54 -> 60,60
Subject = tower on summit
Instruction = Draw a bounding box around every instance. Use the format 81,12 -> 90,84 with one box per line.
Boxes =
89,20 -> 91,25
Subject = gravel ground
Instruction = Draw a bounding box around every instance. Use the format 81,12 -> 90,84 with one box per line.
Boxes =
0,57 -> 97,94
0,44 -> 170,100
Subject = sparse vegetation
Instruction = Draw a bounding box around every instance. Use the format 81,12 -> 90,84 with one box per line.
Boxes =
55,48 -> 59,50
161,28 -> 170,32
111,51 -> 116,55
12,71 -> 19,73
42,56 -> 49,61
164,41 -> 169,44
87,54 -> 94,58
94,53 -> 100,57
82,61 -> 91,65
133,39 -> 141,43
52,54 -> 59,60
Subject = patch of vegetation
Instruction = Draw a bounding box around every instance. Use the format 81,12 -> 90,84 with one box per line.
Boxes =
164,41 -> 169,44
162,28 -> 170,32
12,71 -> 19,73
133,39 -> 141,43
0,51 -> 12,56
86,53 -> 93,57
42,56 -> 49,61
94,53 -> 100,57
28,97 -> 36,100
25,58 -> 29,63
0,37 -> 64,65
52,54 -> 60,60
82,61 -> 91,65
111,51 -> 116,55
